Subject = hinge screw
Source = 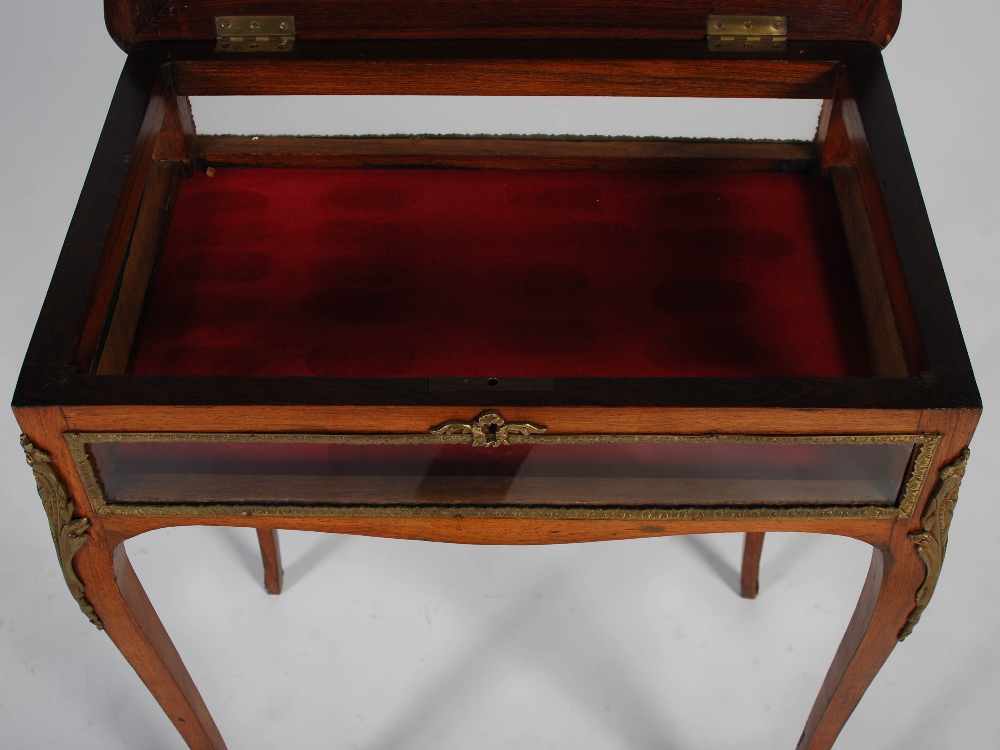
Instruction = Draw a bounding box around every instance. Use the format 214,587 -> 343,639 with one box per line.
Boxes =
220,18 -> 231,28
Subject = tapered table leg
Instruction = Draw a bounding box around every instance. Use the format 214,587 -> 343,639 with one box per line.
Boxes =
256,528 -> 283,595
741,532 -> 765,599
19,425 -> 229,750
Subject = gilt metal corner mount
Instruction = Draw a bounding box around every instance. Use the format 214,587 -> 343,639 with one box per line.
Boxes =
20,435 -> 102,630
899,448 -> 970,641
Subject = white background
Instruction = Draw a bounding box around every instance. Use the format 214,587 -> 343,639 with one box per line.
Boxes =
1,1 -> 998,748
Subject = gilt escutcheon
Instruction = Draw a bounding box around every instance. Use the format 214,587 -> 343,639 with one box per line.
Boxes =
430,411 -> 546,447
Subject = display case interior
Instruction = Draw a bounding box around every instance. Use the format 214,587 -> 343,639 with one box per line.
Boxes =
124,158 -> 878,377
83,83 -> 923,391
13,1 -> 977,417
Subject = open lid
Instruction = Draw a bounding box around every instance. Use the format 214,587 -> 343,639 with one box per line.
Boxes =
106,1 -> 901,52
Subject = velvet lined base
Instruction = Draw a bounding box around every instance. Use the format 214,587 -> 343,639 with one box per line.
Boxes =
131,167 -> 869,378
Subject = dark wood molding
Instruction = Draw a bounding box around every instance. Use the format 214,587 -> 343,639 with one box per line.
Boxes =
71,74 -> 170,373
123,0 -> 897,45
195,135 -> 816,172
96,161 -> 182,376
830,166 -> 908,377
104,0 -> 171,52
846,51 -> 981,407
843,0 -> 902,48
12,54 -> 162,408
16,375 -> 981,410
169,56 -> 838,98
138,39 -> 878,64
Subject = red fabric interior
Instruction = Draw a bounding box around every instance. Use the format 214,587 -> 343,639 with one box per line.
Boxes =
131,168 -> 869,378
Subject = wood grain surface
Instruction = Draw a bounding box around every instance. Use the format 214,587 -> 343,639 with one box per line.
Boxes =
96,161 -> 181,376
169,57 -> 838,98
255,529 -> 283,595
58,405 -> 925,435
195,136 -> 816,172
99,513 -> 897,549
740,532 -> 766,599
73,74 -> 169,374
12,55 -> 161,406
831,165 -> 908,377
108,0 -> 901,48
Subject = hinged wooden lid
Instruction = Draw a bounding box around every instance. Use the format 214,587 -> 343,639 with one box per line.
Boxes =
105,1 -> 901,52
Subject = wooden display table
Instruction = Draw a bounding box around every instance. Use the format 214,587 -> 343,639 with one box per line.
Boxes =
14,2 -> 980,748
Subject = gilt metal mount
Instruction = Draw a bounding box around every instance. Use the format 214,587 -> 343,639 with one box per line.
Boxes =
20,435 -> 102,629
430,411 -> 547,447
899,448 -> 970,641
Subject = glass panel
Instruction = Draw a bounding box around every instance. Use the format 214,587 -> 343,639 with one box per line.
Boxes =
87,440 -> 914,508
190,96 -> 823,141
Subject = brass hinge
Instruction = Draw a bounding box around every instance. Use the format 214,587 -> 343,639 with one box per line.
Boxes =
707,16 -> 787,52
215,16 -> 295,53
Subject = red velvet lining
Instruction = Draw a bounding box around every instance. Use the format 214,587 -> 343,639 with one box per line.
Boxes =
131,168 -> 869,378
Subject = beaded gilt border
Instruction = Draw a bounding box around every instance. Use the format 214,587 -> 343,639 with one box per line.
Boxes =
64,415 -> 939,523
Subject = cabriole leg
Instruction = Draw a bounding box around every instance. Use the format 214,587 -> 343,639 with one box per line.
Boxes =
795,529 -> 922,750
797,447 -> 969,750
106,544 -> 229,750
19,428 -> 227,750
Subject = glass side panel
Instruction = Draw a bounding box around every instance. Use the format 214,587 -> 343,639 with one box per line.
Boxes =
87,440 -> 914,508
191,96 -> 824,141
